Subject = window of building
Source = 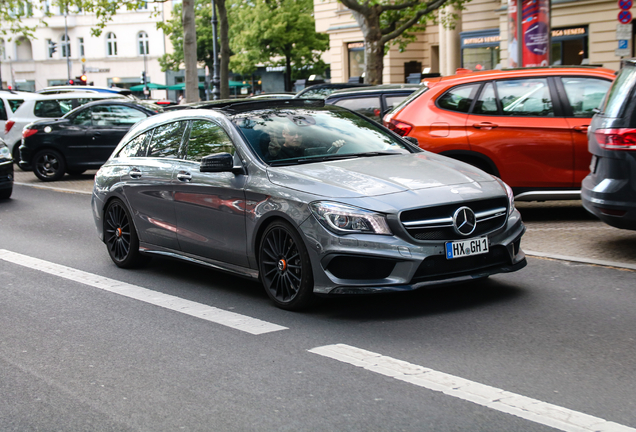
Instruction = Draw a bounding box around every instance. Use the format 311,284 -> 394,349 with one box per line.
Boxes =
460,29 -> 501,71
551,27 -> 588,66
138,31 -> 149,56
0,39 -> 5,61
78,37 -> 84,57
106,32 -> 117,57
347,42 -> 365,81
46,38 -> 54,59
137,1 -> 148,10
61,34 -> 70,58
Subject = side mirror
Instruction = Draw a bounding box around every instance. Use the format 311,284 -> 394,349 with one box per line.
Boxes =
200,152 -> 234,173
404,136 -> 419,146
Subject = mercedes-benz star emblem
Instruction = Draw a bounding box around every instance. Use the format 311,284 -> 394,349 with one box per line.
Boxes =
452,206 -> 477,236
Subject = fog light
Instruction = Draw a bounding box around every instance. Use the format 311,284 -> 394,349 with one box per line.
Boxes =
598,207 -> 627,217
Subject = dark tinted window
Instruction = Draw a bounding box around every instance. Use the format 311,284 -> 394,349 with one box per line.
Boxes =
91,105 -> 147,126
561,77 -> 611,118
147,121 -> 186,159
473,82 -> 498,115
333,97 -> 381,121
496,78 -> 554,117
0,99 -> 7,121
118,133 -> 149,158
437,84 -> 478,113
185,120 -> 234,162
70,108 -> 93,126
603,65 -> 636,118
34,99 -> 74,117
8,99 -> 24,112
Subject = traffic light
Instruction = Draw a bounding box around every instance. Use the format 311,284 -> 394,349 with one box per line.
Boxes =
140,71 -> 146,85
68,79 -> 74,85
79,75 -> 88,85
49,41 -> 57,57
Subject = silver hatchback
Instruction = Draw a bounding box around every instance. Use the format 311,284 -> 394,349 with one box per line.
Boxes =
92,99 -> 526,310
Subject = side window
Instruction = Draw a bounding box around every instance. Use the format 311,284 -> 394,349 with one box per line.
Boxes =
185,120 -> 234,162
0,99 -> 7,121
385,95 -> 411,112
34,100 -> 65,117
561,77 -> 612,118
91,105 -> 147,127
333,97 -> 382,121
473,82 -> 499,115
8,99 -> 24,112
496,78 -> 554,117
71,108 -> 93,126
117,133 -> 149,158
437,84 -> 479,113
148,121 -> 187,159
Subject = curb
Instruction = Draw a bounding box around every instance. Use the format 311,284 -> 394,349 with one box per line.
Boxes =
525,250 -> 636,271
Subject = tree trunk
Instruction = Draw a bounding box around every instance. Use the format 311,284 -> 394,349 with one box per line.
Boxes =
182,0 -> 199,102
350,7 -> 384,85
217,0 -> 230,99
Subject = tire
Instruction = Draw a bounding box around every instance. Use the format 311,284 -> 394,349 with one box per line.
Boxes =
33,149 -> 66,182
104,199 -> 147,268
66,169 -> 86,176
259,220 -> 314,311
0,186 -> 11,200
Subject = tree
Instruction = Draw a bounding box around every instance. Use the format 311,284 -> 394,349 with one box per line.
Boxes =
230,0 -> 329,92
158,0 -> 230,99
338,0 -> 468,85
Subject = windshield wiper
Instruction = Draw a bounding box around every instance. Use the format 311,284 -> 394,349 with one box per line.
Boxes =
268,151 -> 402,166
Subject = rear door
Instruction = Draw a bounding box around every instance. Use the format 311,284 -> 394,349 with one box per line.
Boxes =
466,77 -> 574,188
556,76 -> 613,185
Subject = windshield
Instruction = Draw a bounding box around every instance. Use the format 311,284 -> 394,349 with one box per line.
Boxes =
231,106 -> 414,166
603,64 -> 636,118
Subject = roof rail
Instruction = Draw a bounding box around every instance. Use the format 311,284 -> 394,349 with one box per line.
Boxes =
173,98 -> 326,112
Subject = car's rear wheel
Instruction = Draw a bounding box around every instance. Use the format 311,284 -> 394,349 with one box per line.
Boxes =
259,220 -> 314,310
33,149 -> 66,182
104,199 -> 147,268
0,186 -> 12,200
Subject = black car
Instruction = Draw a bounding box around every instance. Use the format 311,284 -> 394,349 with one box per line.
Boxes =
582,59 -> 636,230
325,84 -> 422,122
19,100 -> 161,181
293,83 -> 370,99
0,139 -> 13,199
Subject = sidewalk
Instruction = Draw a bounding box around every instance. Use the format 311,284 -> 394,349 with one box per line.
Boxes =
12,167 -> 636,270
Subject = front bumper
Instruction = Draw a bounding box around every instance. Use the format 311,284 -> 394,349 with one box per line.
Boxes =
300,209 -> 527,295
0,159 -> 14,191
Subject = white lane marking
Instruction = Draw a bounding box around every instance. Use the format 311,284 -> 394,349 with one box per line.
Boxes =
0,249 -> 287,335
309,344 -> 636,432
14,182 -> 93,195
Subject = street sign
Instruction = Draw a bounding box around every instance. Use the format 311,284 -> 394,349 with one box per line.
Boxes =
617,23 -> 633,39
618,9 -> 632,23
619,0 -> 633,10
619,39 -> 629,49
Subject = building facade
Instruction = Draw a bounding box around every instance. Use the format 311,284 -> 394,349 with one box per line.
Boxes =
314,0 -> 631,83
0,2 -> 171,97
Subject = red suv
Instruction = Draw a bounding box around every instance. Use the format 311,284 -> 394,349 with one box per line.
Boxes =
384,67 -> 615,200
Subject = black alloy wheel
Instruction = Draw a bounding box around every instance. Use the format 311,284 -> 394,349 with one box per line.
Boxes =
104,199 -> 147,268
259,220 -> 314,310
33,149 -> 66,182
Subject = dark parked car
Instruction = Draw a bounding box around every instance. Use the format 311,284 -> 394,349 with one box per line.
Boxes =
293,83 -> 370,99
19,100 -> 162,181
0,139 -> 12,199
582,59 -> 636,230
325,84 -> 421,122
91,99 -> 526,311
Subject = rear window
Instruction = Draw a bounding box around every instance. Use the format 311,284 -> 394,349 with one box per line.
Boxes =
388,86 -> 428,115
34,99 -> 74,117
603,65 -> 636,118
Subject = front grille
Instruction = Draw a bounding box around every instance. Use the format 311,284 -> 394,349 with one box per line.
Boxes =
412,245 -> 510,282
400,197 -> 508,241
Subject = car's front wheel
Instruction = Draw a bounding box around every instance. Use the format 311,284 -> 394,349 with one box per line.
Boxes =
259,220 -> 314,311
33,149 -> 66,182
104,199 -> 147,268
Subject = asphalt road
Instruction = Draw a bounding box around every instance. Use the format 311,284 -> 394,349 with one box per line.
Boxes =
2,174 -> 636,431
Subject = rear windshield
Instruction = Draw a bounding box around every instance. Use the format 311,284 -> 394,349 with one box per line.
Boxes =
231,106 -> 414,166
603,65 -> 636,118
34,99 -> 75,117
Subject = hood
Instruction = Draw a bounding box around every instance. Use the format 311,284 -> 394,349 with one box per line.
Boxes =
267,152 -> 495,198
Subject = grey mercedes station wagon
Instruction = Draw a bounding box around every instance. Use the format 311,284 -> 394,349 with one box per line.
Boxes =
92,99 -> 526,310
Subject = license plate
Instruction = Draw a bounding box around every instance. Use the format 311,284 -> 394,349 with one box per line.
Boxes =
445,237 -> 489,259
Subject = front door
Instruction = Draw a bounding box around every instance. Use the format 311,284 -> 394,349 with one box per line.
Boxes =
88,105 -> 149,164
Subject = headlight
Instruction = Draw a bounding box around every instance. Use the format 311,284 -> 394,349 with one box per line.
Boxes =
494,176 -> 515,214
309,202 -> 392,235
0,144 -> 10,161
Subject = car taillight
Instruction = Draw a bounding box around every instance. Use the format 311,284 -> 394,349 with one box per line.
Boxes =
5,120 -> 14,134
22,128 -> 38,139
594,128 -> 636,150
386,119 -> 413,137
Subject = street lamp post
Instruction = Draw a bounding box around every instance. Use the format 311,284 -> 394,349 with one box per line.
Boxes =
211,0 -> 220,100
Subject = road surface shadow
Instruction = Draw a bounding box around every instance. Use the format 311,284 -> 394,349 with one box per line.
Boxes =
516,201 -> 598,223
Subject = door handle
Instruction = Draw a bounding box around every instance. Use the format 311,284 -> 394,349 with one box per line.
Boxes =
177,172 -> 192,182
129,168 -> 142,179
92,132 -> 102,140
573,125 -> 589,133
473,122 -> 499,129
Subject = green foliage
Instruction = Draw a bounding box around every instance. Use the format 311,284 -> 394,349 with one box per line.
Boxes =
229,0 -> 329,78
